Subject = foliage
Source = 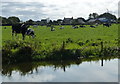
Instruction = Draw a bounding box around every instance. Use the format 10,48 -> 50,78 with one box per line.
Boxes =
98,13 -> 117,20
89,13 -> 99,19
8,16 -> 21,24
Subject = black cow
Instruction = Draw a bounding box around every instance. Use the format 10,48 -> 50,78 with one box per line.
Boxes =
90,25 -> 96,28
103,23 -> 111,27
4,27 -> 6,29
80,25 -> 86,28
12,23 -> 30,40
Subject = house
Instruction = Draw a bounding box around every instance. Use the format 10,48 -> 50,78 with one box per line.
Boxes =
62,17 -> 73,25
40,19 -> 47,25
86,18 -> 97,25
35,21 -> 41,25
87,17 -> 116,25
36,18 -> 50,26
96,17 -> 116,23
97,18 -> 109,23
77,18 -> 86,25
71,19 -> 78,25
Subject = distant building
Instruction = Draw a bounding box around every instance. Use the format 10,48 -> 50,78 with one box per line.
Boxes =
96,17 -> 117,23
86,18 -> 97,25
40,19 -> 47,25
77,18 -> 86,24
86,17 -> 117,25
35,18 -> 50,25
35,21 -> 41,25
46,18 -> 50,23
62,17 -> 73,25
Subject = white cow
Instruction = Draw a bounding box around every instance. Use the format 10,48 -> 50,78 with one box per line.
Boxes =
32,25 -> 38,28
72,26 -> 78,29
59,26 -> 64,29
26,28 -> 35,38
51,26 -> 55,31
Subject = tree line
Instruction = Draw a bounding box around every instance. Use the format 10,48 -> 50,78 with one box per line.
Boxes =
0,12 -> 120,26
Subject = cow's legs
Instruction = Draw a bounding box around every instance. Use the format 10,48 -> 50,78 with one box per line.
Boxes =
12,30 -> 15,40
22,34 -> 25,40
12,30 -> 14,37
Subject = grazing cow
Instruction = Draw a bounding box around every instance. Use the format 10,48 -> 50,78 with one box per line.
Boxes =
90,25 -> 96,28
72,26 -> 79,29
51,26 -> 55,31
4,27 -> 6,29
80,25 -> 86,28
103,23 -> 111,27
26,28 -> 35,38
12,23 -> 30,40
32,25 -> 38,28
59,26 -> 64,29
95,23 -> 99,26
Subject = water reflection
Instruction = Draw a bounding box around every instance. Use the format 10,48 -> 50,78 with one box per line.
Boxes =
1,57 -> 118,82
2,60 -> 80,76
2,57 -> 117,76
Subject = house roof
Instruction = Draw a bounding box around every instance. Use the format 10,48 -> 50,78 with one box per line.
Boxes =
63,17 -> 73,21
97,18 -> 110,22
87,19 -> 97,22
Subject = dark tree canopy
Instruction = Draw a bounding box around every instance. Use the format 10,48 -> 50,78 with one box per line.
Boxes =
89,13 -> 99,19
26,19 -> 34,25
8,16 -> 20,24
118,17 -> 120,22
48,20 -> 53,25
98,13 -> 117,20
71,19 -> 78,25
0,16 -> 11,25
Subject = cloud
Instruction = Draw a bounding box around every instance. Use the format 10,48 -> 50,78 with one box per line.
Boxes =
1,2 -> 47,21
1,0 -> 119,21
118,1 -> 120,17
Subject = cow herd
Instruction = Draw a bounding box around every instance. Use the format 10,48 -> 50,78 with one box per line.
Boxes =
10,23 -> 112,40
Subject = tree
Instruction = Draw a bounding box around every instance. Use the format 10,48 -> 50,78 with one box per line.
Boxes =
118,17 -> 120,23
52,20 -> 58,25
98,13 -> 117,20
0,16 -> 11,25
8,16 -> 20,24
26,19 -> 34,25
92,13 -> 99,19
57,19 -> 63,25
48,20 -> 53,25
89,13 -> 99,19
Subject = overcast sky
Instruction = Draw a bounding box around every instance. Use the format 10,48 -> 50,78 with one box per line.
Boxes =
1,0 -> 119,21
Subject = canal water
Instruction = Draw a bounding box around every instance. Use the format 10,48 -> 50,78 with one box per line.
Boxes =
1,58 -> 118,82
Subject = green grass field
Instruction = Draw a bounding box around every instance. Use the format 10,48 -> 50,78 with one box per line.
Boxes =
2,24 -> 118,45
2,24 -> 119,63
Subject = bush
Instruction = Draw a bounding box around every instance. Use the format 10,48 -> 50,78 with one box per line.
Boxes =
77,41 -> 84,46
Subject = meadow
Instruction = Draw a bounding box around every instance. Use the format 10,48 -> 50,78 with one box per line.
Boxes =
2,24 -> 119,63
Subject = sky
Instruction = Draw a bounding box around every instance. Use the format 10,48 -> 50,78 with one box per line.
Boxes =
1,0 -> 120,21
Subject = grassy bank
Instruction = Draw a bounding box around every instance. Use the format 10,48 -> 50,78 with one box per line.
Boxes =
2,24 -> 119,64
